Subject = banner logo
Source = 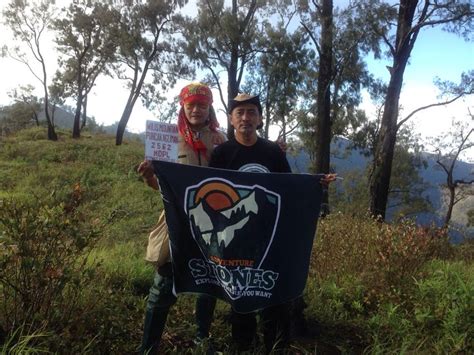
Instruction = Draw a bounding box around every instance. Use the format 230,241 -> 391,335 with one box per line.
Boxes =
184,178 -> 281,299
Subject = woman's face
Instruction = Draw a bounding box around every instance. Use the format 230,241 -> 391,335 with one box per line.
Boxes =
183,101 -> 210,130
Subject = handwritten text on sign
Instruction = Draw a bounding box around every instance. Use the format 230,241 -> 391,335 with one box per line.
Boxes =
145,120 -> 179,162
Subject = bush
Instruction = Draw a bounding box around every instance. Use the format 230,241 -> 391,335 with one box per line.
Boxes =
0,187 -> 99,337
312,214 -> 452,306
366,260 -> 474,353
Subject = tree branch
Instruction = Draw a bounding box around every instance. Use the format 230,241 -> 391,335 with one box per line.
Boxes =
300,21 -> 320,55
397,92 -> 469,129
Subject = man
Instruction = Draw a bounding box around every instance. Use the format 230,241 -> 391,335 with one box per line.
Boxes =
209,94 -> 290,174
209,93 -> 336,352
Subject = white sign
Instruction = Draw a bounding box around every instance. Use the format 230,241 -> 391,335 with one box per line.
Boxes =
145,120 -> 179,162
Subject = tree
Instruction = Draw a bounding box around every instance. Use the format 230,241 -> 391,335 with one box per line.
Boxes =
346,77 -> 433,220
468,209 -> 474,227
2,0 -> 58,140
312,0 -> 333,179
8,85 -> 42,127
297,0 -> 378,214
0,102 -> 36,135
331,124 -> 431,220
363,0 -> 474,220
243,9 -> 311,141
431,117 -> 473,228
181,0 -> 265,138
53,1 -> 120,139
298,0 -> 379,168
387,126 -> 431,219
113,0 -> 187,145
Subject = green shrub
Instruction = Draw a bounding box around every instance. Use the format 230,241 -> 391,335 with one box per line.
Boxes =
312,214 -> 452,306
0,191 -> 99,337
366,260 -> 474,353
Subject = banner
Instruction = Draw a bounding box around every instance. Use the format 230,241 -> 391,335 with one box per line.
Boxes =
153,161 -> 323,313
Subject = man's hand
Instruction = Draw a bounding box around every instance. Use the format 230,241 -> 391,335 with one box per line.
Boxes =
138,160 -> 159,190
276,139 -> 287,152
320,174 -> 337,187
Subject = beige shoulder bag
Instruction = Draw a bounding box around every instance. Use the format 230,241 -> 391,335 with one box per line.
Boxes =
145,210 -> 171,266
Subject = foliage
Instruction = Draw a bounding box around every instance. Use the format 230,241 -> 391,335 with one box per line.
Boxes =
297,0 -> 379,174
362,0 -> 474,219
0,325 -> 51,354
330,126 -> 431,219
0,128 -> 155,352
2,85 -> 42,134
0,193 -> 99,334
243,4 -> 312,140
312,214 -> 453,306
430,117 -> 474,227
468,209 -> 474,227
53,1 -> 121,138
388,126 -> 431,218
366,260 -> 474,353
1,128 -> 473,353
180,0 -> 268,136
2,0 -> 58,141
331,168 -> 371,215
308,213 -> 473,353
0,102 -> 38,136
111,0 -> 188,145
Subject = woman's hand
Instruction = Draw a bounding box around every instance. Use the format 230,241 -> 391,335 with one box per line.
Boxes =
138,160 -> 159,190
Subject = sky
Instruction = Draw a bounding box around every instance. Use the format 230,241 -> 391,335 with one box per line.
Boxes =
0,1 -> 472,160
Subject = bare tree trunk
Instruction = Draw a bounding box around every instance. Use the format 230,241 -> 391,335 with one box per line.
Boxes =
369,0 -> 417,220
45,103 -> 57,141
81,95 -> 88,129
33,112 -> 39,126
37,33 -> 57,141
282,113 -> 286,142
315,0 -> 333,216
72,92 -> 83,139
116,104 -> 135,145
116,47 -> 156,145
444,185 -> 456,228
227,48 -> 239,140
42,76 -> 57,141
263,99 -> 271,139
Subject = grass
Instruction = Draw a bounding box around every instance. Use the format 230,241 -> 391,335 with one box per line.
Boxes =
1,128 -> 473,353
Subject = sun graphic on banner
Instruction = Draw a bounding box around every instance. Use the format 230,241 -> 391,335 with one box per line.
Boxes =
194,181 -> 240,211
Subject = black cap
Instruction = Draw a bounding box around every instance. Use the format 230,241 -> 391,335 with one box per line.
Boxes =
228,93 -> 262,115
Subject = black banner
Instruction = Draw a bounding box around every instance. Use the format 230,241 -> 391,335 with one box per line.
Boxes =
153,161 -> 323,313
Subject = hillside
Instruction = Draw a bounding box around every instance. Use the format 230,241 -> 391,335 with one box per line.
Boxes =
0,128 -> 473,354
286,136 -> 474,239
36,105 -> 473,235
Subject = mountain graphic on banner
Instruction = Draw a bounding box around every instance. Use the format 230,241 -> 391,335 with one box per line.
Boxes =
189,191 -> 258,248
188,187 -> 279,261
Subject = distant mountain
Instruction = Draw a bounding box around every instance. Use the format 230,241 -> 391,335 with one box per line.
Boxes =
286,136 -> 474,240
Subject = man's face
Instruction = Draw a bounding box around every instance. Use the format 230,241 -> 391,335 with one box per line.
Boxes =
230,103 -> 262,137
183,100 -> 210,129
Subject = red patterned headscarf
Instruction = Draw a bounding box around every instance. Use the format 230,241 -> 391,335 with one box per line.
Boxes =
178,82 -> 220,155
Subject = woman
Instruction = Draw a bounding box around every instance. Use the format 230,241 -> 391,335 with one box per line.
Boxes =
138,82 -> 226,354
